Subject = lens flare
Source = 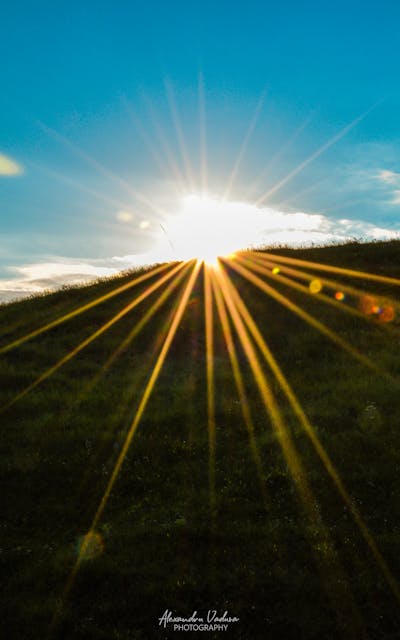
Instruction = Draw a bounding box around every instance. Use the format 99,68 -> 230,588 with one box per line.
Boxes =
309,279 -> 323,294
379,304 -> 395,323
77,531 -> 104,561
360,295 -> 378,315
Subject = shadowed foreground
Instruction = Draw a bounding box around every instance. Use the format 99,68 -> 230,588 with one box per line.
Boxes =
2,241 -> 400,639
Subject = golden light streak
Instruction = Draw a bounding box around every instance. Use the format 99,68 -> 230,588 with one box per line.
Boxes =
204,265 -> 216,516
1,262 -> 186,411
218,263 -> 400,605
215,264 -> 365,634
98,262 -> 191,376
223,89 -> 266,201
64,262 -> 192,421
213,264 -> 313,509
75,262 -> 194,498
230,256 -> 396,384
49,260 -> 202,636
244,253 -> 361,319
254,104 -> 378,206
0,263 -> 171,355
245,252 -> 397,326
210,270 -> 269,506
249,251 -> 364,301
282,377 -> 400,606
254,249 -> 400,288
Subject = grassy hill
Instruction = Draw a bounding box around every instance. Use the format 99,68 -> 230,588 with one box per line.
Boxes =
2,240 -> 400,639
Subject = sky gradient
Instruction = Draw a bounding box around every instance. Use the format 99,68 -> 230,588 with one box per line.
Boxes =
1,1 -> 400,300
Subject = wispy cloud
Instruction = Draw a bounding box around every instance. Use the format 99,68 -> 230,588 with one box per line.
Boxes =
376,169 -> 400,185
375,168 -> 400,204
0,152 -> 23,176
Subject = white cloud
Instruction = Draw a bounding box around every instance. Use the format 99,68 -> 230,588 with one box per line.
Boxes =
256,214 -> 400,246
0,260 -> 118,303
0,152 -> 23,176
14,262 -> 114,280
1,200 -> 399,304
376,169 -> 400,185
375,168 -> 400,204
155,196 -> 400,259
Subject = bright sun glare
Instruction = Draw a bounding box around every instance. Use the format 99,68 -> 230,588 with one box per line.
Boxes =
163,194 -> 262,265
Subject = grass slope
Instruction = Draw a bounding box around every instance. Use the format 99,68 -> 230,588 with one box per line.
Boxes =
1,241 -> 400,640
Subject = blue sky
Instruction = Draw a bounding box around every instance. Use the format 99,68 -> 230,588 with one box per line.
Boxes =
1,0 -> 400,300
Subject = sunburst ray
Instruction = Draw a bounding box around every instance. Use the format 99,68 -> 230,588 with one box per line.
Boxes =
223,89 -> 266,201
48,260 -> 201,635
253,248 -> 400,288
241,252 -> 398,329
123,97 -> 183,194
0,263 -> 172,355
217,258 -> 400,605
51,261 -> 192,429
39,122 -> 167,218
142,90 -> 188,192
204,265 -> 216,517
1,262 -> 187,411
244,112 -> 314,201
228,256 -> 397,383
32,161 -> 133,212
75,261 -> 194,498
214,262 -> 366,635
214,263 -> 313,508
198,71 -> 208,195
165,79 -> 196,192
210,268 -> 270,506
254,103 -> 379,206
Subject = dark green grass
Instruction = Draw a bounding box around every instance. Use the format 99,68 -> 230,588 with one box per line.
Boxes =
2,242 -> 400,639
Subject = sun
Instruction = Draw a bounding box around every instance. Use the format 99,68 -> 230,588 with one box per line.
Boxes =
162,194 -> 262,265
